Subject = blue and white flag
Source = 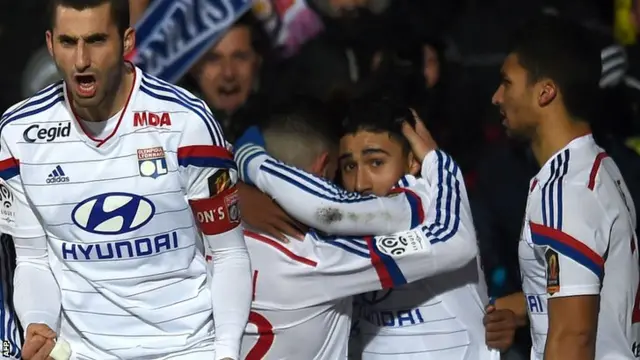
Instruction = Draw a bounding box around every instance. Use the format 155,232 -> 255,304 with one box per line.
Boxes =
129,0 -> 253,84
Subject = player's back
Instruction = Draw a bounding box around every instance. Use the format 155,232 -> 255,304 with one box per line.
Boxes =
520,135 -> 639,359
241,230 -> 351,360
240,211 -> 460,360
594,147 -> 640,357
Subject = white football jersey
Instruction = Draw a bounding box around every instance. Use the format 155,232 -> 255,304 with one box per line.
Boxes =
234,146 -> 494,359
0,66 -> 235,359
241,219 -> 450,360
354,177 -> 492,360
519,135 -> 639,359
1,233 -> 21,359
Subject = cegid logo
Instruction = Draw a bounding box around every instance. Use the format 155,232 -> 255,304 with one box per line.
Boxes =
23,122 -> 71,143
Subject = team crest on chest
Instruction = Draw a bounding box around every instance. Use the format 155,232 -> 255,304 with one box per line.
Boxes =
137,147 -> 168,179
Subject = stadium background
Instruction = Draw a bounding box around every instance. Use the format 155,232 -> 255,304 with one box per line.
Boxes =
2,0 -> 640,358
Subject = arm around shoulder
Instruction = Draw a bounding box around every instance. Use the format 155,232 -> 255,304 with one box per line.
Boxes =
234,144 -> 420,236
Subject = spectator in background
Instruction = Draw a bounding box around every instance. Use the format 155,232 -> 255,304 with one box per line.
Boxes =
186,13 -> 272,141
252,0 -> 325,58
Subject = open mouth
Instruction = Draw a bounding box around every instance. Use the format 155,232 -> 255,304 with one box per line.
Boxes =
217,86 -> 241,96
75,74 -> 97,97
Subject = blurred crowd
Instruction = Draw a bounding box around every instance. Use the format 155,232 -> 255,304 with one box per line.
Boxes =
3,0 -> 640,357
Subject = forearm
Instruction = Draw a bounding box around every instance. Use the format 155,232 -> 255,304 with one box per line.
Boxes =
544,295 -> 599,360
544,331 -> 596,360
206,228 -> 252,360
14,259 -> 61,332
495,292 -> 528,327
235,145 -> 416,235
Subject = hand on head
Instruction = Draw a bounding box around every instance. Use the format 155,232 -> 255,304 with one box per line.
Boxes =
401,109 -> 438,163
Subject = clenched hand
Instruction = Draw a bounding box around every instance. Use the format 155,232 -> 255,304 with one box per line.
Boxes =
22,323 -> 57,360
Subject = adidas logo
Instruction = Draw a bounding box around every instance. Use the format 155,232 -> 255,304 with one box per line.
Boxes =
46,165 -> 69,184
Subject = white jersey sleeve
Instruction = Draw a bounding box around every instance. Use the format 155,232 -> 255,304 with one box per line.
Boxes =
177,103 -> 235,201
259,223 -> 475,307
0,127 -> 45,239
178,101 -> 251,360
0,102 -> 60,334
234,144 -> 426,235
249,147 -> 477,304
528,184 -> 607,297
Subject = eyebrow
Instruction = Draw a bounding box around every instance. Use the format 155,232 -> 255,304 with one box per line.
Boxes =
57,33 -> 109,43
362,148 -> 390,156
338,148 -> 391,162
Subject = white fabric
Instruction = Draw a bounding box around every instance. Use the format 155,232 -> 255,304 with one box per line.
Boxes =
0,66 -> 250,360
234,147 -> 493,359
519,135 -> 639,359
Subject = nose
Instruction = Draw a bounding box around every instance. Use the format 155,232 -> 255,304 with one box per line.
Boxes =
354,168 -> 373,195
221,59 -> 236,80
74,42 -> 91,72
491,85 -> 503,106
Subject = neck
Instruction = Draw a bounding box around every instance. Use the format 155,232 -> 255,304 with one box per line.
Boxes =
530,113 -> 591,166
73,64 -> 134,122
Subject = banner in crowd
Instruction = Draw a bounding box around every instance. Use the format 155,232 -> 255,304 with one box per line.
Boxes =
252,0 -> 324,58
128,0 -> 253,84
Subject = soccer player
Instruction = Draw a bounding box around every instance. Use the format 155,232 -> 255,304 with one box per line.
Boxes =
487,16 -> 639,359
0,1 -> 251,359
235,99 -> 494,359
233,107 -> 476,359
1,234 -> 22,359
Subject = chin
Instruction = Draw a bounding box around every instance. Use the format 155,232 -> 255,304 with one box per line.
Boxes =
72,94 -> 103,109
505,128 -> 531,142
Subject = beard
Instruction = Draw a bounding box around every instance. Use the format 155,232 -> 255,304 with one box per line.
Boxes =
52,48 -> 124,109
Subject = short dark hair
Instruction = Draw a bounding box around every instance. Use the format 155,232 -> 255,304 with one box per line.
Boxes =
509,15 -> 601,122
231,12 -> 270,57
341,97 -> 415,153
48,0 -> 130,37
262,97 -> 340,169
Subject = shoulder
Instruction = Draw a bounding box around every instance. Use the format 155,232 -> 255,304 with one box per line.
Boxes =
0,81 -> 65,141
532,153 -> 610,224
138,71 -> 212,123
244,230 -> 318,267
538,145 -> 606,191
138,71 -> 225,145
1,82 -> 65,125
